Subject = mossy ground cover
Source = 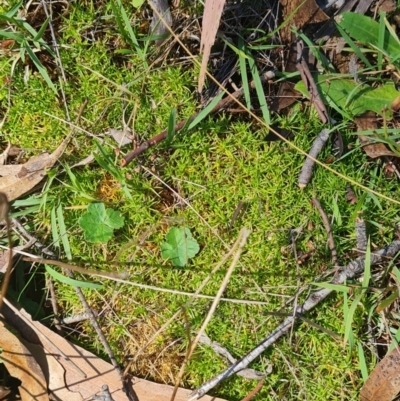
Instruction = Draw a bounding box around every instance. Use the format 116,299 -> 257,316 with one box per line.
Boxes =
1,1 -> 400,400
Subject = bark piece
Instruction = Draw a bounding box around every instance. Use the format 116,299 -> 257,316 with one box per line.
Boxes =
298,129 -> 330,188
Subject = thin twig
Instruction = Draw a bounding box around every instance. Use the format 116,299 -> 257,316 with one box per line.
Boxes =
12,218 -> 57,258
189,239 -> 400,400
312,198 -> 338,266
171,228 -> 251,401
47,275 -> 63,333
239,380 -> 265,401
198,333 -> 266,380
296,39 -> 329,124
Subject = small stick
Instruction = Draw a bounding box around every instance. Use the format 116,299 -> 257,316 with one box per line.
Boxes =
189,240 -> 400,400
239,380 -> 265,401
296,40 -> 329,124
298,128 -> 330,188
47,275 -> 63,333
120,72 -> 275,166
312,198 -> 338,266
12,218 -> 57,258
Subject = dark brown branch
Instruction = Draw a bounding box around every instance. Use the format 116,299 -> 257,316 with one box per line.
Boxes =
120,71 -> 275,167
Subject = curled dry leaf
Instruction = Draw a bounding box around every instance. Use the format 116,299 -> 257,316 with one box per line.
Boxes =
355,112 -> 397,158
0,319 -> 48,401
360,345 -> 400,401
0,134 -> 72,201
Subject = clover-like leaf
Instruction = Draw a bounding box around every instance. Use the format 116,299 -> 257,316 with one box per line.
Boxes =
161,227 -> 200,267
79,203 -> 124,243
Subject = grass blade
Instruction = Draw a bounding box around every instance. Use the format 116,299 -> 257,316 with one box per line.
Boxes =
313,282 -> 350,292
343,289 -> 356,353
378,11 -> 386,71
246,50 -> 270,125
51,206 -> 60,248
25,45 -> 57,93
188,91 -> 224,130
111,0 -> 146,66
5,0 -> 23,18
45,265 -> 103,289
297,31 -> 335,73
166,107 -> 177,146
358,341 -> 369,381
57,204 -> 72,261
362,238 -> 371,288
335,23 -> 373,69
238,36 -> 251,110
33,16 -> 50,42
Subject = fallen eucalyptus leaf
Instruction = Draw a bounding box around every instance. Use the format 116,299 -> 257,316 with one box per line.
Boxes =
0,134 -> 72,201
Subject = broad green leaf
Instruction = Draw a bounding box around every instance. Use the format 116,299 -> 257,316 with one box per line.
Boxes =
338,12 -> 400,65
79,203 -> 124,243
131,0 -> 145,7
45,265 -> 103,289
295,77 -> 399,117
161,227 -> 200,267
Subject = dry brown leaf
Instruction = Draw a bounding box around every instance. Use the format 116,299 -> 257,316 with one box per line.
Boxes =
355,113 -> 397,158
0,133 -> 72,201
198,0 -> 226,93
360,345 -> 400,401
0,319 -> 48,401
3,305 -> 227,401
